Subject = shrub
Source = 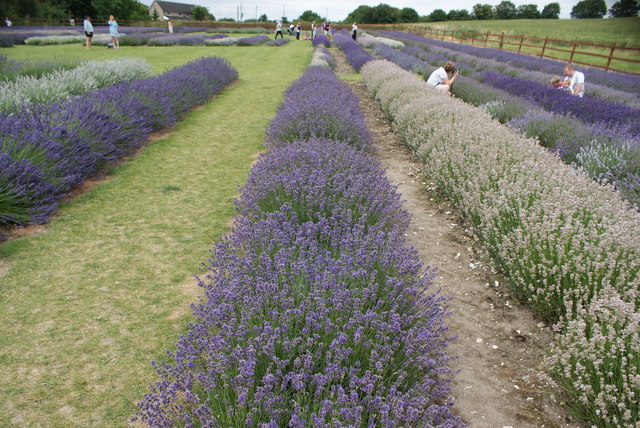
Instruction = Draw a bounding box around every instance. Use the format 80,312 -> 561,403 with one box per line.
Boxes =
310,45 -> 336,69
333,33 -> 374,72
133,63 -> 461,427
361,59 -> 640,426
311,34 -> 330,47
265,66 -> 371,149
236,35 -> 269,46
266,38 -> 289,46
0,56 -> 238,225
0,58 -> 151,113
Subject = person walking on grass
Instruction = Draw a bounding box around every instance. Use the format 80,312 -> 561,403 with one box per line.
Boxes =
83,16 -> 93,50
295,23 -> 301,40
426,61 -> 458,96
563,63 -> 585,98
275,21 -> 283,39
108,15 -> 120,49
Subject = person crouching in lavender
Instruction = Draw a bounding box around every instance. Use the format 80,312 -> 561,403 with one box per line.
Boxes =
426,62 -> 458,96
563,63 -> 585,98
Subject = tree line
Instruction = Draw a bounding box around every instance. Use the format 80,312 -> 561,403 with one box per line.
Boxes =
0,0 -> 149,21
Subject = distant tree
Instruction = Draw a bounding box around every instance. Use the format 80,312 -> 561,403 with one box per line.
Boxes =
398,7 -> 420,22
609,0 -> 640,16
448,9 -> 471,20
219,17 -> 236,21
473,3 -> 494,19
494,1 -> 518,18
191,5 -> 209,20
370,3 -> 400,23
571,0 -> 607,17
346,5 -> 373,23
298,10 -> 322,21
151,8 -> 159,20
429,9 -> 449,21
280,16 -> 288,23
541,2 -> 561,17
517,4 -> 541,18
258,13 -> 268,22
93,0 -> 148,20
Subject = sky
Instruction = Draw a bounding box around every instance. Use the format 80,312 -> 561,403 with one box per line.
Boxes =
147,0 -> 618,21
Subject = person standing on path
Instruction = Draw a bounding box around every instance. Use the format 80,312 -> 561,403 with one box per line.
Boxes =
275,21 -> 283,39
351,22 -> 358,41
563,63 -> 585,97
311,22 -> 316,40
295,23 -> 301,40
108,15 -> 120,49
83,16 -> 93,50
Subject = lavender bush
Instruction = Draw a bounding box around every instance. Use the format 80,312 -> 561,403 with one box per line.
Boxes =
546,288 -> 639,427
311,34 -> 330,47
265,66 -> 371,149
0,58 -> 151,112
333,33 -> 374,72
361,59 -> 640,426
266,38 -> 289,47
377,30 -> 640,94
473,71 -> 640,135
391,36 -> 640,109
147,33 -> 219,46
0,54 -> 80,81
310,45 -> 336,69
0,56 -> 238,225
134,64 -> 462,427
236,35 -> 269,46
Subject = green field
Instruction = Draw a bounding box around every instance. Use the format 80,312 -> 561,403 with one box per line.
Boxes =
401,17 -> 640,73
0,41 -> 312,427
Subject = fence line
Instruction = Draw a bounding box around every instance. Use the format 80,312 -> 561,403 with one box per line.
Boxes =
384,25 -> 640,75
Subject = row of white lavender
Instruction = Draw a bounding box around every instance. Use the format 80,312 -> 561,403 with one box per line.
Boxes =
0,57 -> 151,113
361,60 -> 639,427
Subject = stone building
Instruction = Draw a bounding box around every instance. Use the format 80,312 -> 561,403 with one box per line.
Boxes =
148,1 -> 196,20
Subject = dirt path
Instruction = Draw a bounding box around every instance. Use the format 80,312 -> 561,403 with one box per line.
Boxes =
333,51 -> 580,428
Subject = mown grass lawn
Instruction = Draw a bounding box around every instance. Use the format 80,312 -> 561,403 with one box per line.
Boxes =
0,41 -> 312,427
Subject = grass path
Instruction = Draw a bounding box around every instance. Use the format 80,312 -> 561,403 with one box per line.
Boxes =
0,42 -> 311,427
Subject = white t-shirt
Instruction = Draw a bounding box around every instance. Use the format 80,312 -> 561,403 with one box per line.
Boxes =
567,71 -> 585,97
427,67 -> 448,86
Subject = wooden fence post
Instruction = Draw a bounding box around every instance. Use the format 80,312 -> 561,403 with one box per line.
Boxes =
569,42 -> 577,63
540,36 -> 548,58
484,31 -> 489,47
518,35 -> 523,52
605,42 -> 617,71
499,31 -> 505,49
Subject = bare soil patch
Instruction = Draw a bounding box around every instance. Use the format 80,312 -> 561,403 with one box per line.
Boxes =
333,50 -> 579,427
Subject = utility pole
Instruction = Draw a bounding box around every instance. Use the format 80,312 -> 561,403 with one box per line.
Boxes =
255,5 -> 258,20
236,5 -> 239,21
240,3 -> 243,21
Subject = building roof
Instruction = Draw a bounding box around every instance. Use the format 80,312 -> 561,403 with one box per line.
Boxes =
154,1 -> 195,14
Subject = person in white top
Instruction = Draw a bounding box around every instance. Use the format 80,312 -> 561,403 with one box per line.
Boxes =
351,23 -> 358,41
563,63 -> 585,97
275,21 -> 283,39
426,62 -> 458,96
83,16 -> 93,50
5,17 -> 12,27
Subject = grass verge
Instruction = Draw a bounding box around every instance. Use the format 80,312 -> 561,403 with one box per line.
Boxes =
0,41 -> 312,427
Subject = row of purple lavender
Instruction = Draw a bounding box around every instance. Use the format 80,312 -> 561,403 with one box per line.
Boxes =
368,31 -> 640,208
133,64 -> 464,426
0,57 -> 238,225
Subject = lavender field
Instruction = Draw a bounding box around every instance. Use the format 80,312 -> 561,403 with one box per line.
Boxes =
1,24 -> 638,428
